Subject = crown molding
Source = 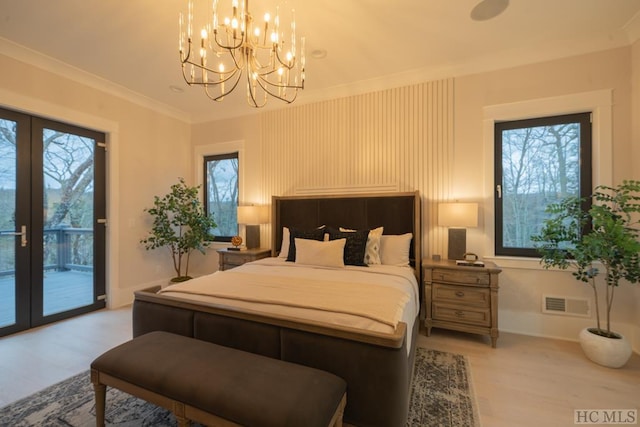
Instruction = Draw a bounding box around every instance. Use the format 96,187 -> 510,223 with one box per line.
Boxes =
0,37 -> 191,123
624,8 -> 640,44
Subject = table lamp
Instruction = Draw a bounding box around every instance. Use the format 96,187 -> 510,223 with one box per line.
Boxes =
438,202 -> 478,260
237,205 -> 269,249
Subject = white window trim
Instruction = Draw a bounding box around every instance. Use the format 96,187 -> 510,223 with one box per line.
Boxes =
481,90 -> 613,269
194,140 -> 245,246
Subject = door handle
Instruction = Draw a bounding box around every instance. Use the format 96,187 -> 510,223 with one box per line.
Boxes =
0,225 -> 27,247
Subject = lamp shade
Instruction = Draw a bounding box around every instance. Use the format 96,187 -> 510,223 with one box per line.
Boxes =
438,202 -> 478,228
237,205 -> 269,225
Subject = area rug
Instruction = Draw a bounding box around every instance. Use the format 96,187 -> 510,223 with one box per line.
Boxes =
0,347 -> 479,427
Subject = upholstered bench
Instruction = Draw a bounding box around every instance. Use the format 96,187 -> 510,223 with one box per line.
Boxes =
90,331 -> 347,427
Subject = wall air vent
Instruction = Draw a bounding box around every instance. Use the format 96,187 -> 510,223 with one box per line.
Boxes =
542,295 -> 590,317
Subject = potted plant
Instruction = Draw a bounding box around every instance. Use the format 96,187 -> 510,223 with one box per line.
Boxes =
141,178 -> 217,282
531,180 -> 640,367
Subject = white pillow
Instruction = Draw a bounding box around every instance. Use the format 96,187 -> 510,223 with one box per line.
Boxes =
339,226 -> 384,265
279,226 -> 328,258
278,227 -> 290,258
380,233 -> 412,266
294,238 -> 346,268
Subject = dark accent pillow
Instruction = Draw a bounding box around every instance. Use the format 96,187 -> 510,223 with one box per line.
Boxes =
327,228 -> 369,267
286,227 -> 326,262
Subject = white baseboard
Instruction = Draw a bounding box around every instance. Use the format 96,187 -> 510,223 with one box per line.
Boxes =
499,308 -> 640,354
106,278 -> 169,309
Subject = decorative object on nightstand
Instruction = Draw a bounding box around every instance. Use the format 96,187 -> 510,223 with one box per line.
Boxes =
423,259 -> 502,347
229,235 -> 243,251
438,202 -> 478,260
217,247 -> 271,271
237,205 -> 268,249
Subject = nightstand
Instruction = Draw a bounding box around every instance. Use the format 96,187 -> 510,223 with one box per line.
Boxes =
217,248 -> 271,271
423,259 -> 502,347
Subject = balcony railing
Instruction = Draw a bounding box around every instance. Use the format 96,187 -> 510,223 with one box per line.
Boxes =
0,226 -> 93,276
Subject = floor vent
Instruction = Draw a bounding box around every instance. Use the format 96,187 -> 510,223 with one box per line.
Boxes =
542,295 -> 590,317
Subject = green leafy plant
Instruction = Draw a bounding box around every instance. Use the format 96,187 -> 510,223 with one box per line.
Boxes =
531,180 -> 640,338
141,178 -> 217,282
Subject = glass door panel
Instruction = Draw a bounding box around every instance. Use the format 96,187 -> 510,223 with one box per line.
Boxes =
0,118 -> 18,327
41,128 -> 96,316
0,109 -> 30,335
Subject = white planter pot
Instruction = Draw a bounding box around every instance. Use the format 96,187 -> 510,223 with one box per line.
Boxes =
579,327 -> 632,368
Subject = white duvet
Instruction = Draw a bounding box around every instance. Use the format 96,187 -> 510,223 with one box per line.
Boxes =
159,257 -> 419,352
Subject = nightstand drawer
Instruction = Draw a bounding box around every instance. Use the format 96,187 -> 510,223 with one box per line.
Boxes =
225,254 -> 255,266
431,268 -> 490,286
432,303 -> 491,327
217,248 -> 271,271
432,283 -> 490,308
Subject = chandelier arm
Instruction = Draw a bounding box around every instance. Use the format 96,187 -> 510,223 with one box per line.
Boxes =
253,66 -> 304,89
255,75 -> 298,104
203,68 -> 244,101
212,29 -> 244,51
273,48 -> 297,71
226,46 -> 245,72
182,58 -> 242,85
179,39 -> 193,64
246,69 -> 266,108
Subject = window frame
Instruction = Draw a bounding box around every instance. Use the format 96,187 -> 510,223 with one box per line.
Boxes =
203,152 -> 239,243
194,140 -> 244,245
494,112 -> 592,257
481,90 -> 612,266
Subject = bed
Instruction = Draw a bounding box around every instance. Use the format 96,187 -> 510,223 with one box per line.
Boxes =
132,191 -> 421,427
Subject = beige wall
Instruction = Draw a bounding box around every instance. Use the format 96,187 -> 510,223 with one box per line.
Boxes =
0,53 -> 191,307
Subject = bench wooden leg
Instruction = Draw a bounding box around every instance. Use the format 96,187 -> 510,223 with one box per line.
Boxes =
90,369 -> 106,427
330,394 -> 346,427
173,401 -> 190,427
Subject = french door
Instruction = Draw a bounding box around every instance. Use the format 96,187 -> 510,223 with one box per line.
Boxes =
0,107 -> 106,337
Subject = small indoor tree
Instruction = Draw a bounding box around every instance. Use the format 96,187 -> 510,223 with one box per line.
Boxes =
141,178 -> 217,282
532,180 -> 640,338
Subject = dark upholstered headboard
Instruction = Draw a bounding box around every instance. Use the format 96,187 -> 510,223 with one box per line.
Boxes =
271,191 -> 421,279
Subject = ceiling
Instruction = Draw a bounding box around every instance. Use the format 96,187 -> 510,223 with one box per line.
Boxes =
1,0 -> 639,123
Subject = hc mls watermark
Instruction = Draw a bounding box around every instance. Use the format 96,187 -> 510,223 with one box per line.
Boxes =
575,409 -> 638,424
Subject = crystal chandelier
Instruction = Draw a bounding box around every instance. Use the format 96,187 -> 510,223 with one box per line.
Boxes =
179,0 -> 305,107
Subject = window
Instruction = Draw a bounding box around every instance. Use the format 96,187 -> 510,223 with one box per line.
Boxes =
494,112 -> 592,257
203,152 -> 239,242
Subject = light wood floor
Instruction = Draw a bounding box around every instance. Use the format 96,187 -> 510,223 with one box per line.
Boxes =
0,307 -> 639,427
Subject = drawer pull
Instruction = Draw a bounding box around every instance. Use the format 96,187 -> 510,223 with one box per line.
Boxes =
455,291 -> 465,298
455,310 -> 465,317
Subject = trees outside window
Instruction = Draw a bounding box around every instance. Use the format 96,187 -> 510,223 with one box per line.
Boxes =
204,152 -> 238,242
494,112 -> 592,257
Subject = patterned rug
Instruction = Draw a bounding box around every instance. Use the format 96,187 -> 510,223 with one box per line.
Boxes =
0,347 -> 479,427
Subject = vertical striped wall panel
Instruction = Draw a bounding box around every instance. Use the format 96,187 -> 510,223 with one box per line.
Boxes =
259,78 -> 454,258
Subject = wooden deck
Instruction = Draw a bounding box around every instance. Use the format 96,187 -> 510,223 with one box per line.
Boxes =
0,271 -> 93,328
